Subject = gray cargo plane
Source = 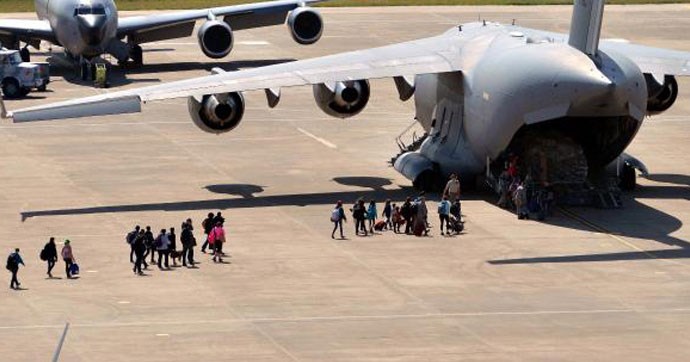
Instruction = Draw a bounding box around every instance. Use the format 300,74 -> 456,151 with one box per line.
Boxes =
4,0 -> 690,193
0,0 -> 327,79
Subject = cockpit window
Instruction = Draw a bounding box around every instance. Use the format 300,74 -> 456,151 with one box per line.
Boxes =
74,5 -> 106,16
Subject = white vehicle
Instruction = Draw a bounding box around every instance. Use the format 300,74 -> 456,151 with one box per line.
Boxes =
0,48 -> 49,98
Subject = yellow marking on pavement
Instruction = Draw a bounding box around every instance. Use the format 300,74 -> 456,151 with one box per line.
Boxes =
296,127 -> 337,149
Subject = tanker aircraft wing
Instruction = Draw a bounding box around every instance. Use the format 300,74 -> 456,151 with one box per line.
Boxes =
5,26 -> 466,122
118,0 -> 328,43
0,19 -> 55,47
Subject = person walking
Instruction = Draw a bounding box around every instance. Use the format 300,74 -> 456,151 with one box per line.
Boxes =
401,197 -> 413,234
414,197 -> 429,236
132,229 -> 147,275
126,225 -> 140,263
181,221 -> 196,267
438,196 -> 452,235
330,201 -> 346,239
42,237 -> 58,278
351,199 -> 368,236
155,229 -> 170,269
168,227 -> 178,267
392,205 -> 402,234
144,226 -> 155,264
444,174 -> 461,203
61,240 -> 75,279
367,200 -> 378,233
514,182 -> 529,220
214,211 -> 225,226
209,222 -> 226,263
6,248 -> 24,289
382,199 -> 392,230
201,212 -> 214,253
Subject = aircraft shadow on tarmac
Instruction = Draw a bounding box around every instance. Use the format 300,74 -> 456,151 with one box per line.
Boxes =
19,175 -> 689,265
46,54 -> 296,88
20,177 -> 421,220
489,174 -> 690,265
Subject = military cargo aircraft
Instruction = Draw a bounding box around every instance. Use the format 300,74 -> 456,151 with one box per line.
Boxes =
0,0 -> 327,80
4,0 -> 690,194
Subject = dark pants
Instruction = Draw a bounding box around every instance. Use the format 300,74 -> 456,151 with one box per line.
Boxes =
355,218 -> 367,235
130,244 -> 135,263
64,258 -> 73,278
331,220 -> 343,238
404,217 -> 413,234
439,214 -> 450,233
47,259 -> 56,275
134,251 -> 145,274
182,245 -> 194,266
149,248 -> 156,263
9,268 -> 18,288
201,234 -> 209,252
157,250 -> 169,268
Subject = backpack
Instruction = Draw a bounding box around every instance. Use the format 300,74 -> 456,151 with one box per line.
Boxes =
126,231 -> 136,244
40,248 -> 47,261
330,208 -> 341,222
6,254 -> 16,271
154,235 -> 163,248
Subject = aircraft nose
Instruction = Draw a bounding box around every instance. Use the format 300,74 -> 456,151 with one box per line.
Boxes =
77,14 -> 108,46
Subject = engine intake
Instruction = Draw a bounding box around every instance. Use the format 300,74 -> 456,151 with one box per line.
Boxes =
287,7 -> 324,45
198,20 -> 234,59
313,80 -> 371,118
188,92 -> 245,134
645,74 -> 678,115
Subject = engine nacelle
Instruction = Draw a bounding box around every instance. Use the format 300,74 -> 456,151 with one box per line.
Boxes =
188,92 -> 245,134
645,74 -> 678,115
287,7 -> 324,45
197,20 -> 234,59
313,80 -> 371,119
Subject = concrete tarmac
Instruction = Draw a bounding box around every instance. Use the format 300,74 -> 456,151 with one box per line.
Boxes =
1,5 -> 690,361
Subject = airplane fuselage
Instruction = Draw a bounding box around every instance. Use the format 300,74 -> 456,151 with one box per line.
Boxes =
35,0 -> 118,58
400,23 -> 647,184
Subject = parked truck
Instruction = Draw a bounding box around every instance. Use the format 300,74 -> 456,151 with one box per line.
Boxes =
0,48 -> 49,99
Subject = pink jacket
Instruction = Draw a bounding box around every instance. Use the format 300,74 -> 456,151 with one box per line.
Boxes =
209,226 -> 226,244
61,245 -> 73,260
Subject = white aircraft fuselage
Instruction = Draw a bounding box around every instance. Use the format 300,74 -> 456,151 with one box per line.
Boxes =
35,0 -> 118,58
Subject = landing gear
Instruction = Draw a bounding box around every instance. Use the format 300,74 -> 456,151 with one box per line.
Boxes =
130,44 -> 143,66
619,163 -> 636,191
19,47 -> 30,62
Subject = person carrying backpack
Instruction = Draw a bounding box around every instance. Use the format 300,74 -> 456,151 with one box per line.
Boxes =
201,212 -> 214,253
438,196 -> 452,235
351,199 -> 368,236
330,201 -> 346,239
132,230 -> 147,275
61,240 -> 76,279
126,225 -> 140,263
41,237 -> 58,278
209,222 -> 226,263
7,248 -> 24,289
180,221 -> 196,267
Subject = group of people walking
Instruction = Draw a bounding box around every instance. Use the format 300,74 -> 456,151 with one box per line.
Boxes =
330,174 -> 465,239
126,211 -> 228,276
6,238 -> 77,290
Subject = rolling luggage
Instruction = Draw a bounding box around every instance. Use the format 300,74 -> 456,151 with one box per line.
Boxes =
374,220 -> 386,231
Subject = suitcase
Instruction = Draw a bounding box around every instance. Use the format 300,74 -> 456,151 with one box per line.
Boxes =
374,220 -> 386,231
413,221 -> 425,236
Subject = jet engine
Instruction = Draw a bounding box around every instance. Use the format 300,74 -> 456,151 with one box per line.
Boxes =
188,92 -> 245,134
645,74 -> 678,115
287,7 -> 324,45
197,20 -> 234,59
313,80 -> 370,118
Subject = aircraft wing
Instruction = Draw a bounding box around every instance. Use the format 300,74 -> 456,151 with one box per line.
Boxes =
600,41 -> 690,77
117,0 -> 327,43
6,31 -> 463,122
0,19 -> 55,46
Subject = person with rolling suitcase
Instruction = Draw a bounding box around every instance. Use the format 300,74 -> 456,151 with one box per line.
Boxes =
61,240 -> 76,279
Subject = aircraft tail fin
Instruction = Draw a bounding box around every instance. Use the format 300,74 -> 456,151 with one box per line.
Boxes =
568,0 -> 605,57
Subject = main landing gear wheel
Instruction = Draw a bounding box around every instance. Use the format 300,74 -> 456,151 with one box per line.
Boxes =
130,44 -> 143,66
620,163 -> 636,191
